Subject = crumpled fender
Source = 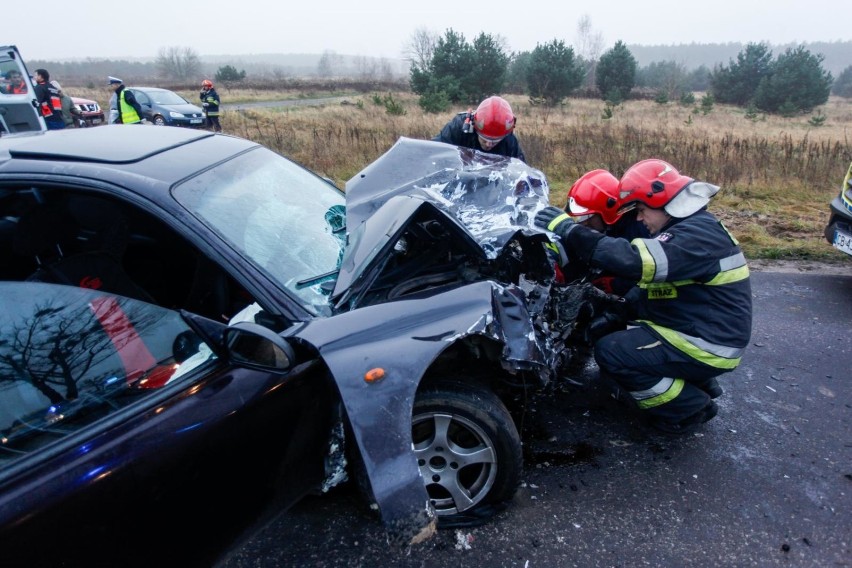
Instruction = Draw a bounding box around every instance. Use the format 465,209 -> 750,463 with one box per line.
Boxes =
295,280 -> 542,545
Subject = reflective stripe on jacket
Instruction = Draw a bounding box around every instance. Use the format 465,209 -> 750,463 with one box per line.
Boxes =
566,209 -> 753,370
200,88 -> 220,116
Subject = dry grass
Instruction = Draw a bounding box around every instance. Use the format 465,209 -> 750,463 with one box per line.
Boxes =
69,87 -> 852,261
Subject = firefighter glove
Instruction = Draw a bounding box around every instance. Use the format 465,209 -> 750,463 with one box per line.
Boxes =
535,206 -> 576,239
584,311 -> 627,345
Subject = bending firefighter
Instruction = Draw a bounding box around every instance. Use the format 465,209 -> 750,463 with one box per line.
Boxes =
433,96 -> 525,162
535,159 -> 753,434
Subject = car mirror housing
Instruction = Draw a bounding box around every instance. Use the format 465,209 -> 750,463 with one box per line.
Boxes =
224,321 -> 295,371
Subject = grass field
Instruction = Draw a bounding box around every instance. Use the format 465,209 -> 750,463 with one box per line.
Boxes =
72,86 -> 852,262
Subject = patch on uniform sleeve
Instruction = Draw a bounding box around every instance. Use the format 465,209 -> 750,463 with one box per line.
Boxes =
656,232 -> 674,242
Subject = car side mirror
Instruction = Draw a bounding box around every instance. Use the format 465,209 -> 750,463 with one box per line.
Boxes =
224,321 -> 295,371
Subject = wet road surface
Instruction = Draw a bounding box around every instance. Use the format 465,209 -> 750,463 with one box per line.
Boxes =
216,270 -> 852,567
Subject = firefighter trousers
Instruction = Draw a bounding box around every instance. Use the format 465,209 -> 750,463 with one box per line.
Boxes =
594,326 -> 725,424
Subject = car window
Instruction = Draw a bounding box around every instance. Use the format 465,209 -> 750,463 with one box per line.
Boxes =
174,147 -> 346,314
2,183 -> 266,325
0,282 -> 216,470
148,90 -> 189,105
0,45 -> 45,134
132,90 -> 150,105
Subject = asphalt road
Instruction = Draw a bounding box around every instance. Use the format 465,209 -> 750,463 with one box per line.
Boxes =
216,269 -> 852,567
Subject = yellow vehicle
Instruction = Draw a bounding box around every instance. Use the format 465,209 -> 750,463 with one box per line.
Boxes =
824,161 -> 852,257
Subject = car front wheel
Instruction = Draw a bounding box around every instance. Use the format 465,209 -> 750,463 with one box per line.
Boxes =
153,115 -> 166,126
412,380 -> 522,524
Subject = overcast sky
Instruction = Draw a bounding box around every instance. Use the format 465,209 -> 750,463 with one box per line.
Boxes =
11,0 -> 852,62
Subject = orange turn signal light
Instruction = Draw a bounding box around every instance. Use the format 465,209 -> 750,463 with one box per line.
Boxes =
364,368 -> 386,383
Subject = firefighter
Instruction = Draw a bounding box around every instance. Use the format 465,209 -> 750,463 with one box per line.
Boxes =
200,79 -> 221,132
535,159 -> 753,434
433,95 -> 525,162
564,169 -> 648,239
558,169 -> 650,290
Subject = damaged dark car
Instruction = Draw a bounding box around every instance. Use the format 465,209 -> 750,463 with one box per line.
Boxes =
0,127 -> 609,565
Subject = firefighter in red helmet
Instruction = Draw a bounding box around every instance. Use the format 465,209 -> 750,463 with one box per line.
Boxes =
433,96 -> 526,162
555,169 -> 649,290
536,159 -> 753,434
200,79 -> 221,132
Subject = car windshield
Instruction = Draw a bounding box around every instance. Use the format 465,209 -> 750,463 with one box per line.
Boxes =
149,90 -> 189,105
173,147 -> 346,314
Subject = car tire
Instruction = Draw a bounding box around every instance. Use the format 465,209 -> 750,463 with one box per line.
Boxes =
153,115 -> 166,126
412,380 -> 522,524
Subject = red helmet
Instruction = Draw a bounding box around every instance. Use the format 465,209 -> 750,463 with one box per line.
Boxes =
618,159 -> 693,212
202,79 -> 213,89
566,169 -> 622,225
473,96 -> 516,141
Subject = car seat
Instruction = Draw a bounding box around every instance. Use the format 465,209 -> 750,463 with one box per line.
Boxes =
13,202 -> 156,304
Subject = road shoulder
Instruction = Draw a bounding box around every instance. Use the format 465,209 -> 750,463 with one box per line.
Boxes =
748,258 -> 852,275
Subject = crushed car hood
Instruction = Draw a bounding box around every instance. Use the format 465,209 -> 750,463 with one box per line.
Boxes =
334,137 -> 549,306
299,137 -> 621,545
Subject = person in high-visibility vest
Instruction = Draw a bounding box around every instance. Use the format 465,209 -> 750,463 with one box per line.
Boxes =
535,159 -> 753,435
108,76 -> 143,125
34,69 -> 65,130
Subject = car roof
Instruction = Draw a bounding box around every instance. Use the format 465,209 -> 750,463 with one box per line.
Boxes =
3,125 -> 212,164
0,127 -> 262,204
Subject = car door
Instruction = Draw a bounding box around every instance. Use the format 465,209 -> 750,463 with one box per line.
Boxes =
128,88 -> 154,121
0,45 -> 45,135
0,186 -> 338,566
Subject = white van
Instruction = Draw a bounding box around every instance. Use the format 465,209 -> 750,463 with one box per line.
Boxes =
0,45 -> 46,135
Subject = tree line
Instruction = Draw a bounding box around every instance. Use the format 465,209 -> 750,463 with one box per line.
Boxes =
408,28 -> 844,116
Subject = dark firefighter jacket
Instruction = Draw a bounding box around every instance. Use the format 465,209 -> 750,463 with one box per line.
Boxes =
200,88 -> 220,116
433,112 -> 526,163
561,208 -> 753,370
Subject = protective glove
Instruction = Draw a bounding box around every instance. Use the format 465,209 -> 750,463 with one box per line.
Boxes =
534,206 -> 576,239
202,102 -> 209,108
584,311 -> 627,345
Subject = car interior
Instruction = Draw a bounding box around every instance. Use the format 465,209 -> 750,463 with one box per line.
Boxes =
0,185 -> 268,464
0,185 -> 253,323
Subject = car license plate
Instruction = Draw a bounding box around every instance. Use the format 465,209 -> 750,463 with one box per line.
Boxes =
833,228 -> 852,256
92,119 -> 101,125
190,119 -> 203,124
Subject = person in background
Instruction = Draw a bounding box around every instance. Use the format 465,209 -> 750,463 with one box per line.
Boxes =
108,76 -> 143,125
535,159 -> 752,435
433,95 -> 525,162
33,69 -> 65,130
200,79 -> 221,132
50,80 -> 82,128
1,69 -> 28,94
